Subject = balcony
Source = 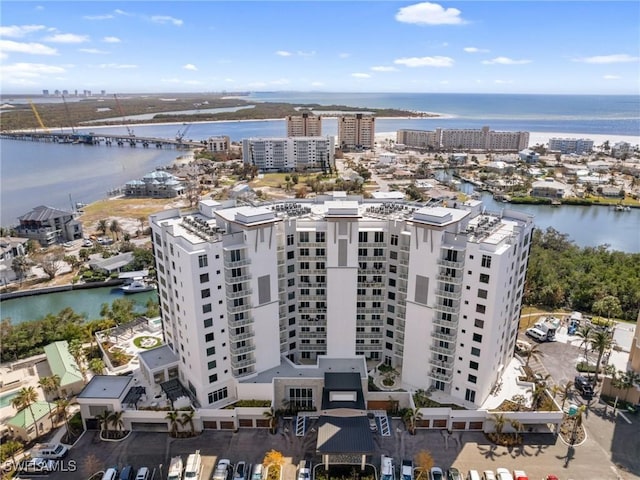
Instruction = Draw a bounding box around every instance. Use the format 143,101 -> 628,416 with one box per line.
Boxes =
433,315 -> 459,329
432,302 -> 460,314
230,344 -> 255,356
299,331 -> 327,339
228,316 -> 254,328
298,307 -> 327,314
231,357 -> 256,369
430,369 -> 453,383
228,303 -> 252,314
432,330 -> 457,342
431,344 -> 454,356
436,273 -> 463,285
226,288 -> 253,300
230,330 -> 254,342
224,273 -> 252,283
437,258 -> 464,269
434,288 -> 462,300
429,355 -> 454,370
298,344 -> 327,352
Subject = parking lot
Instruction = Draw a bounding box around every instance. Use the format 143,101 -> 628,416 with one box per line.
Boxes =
46,414 -> 639,480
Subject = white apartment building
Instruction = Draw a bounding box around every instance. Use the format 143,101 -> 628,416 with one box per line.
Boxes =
150,194 -> 534,409
242,137 -> 335,172
338,114 -> 375,151
397,127 -> 529,152
287,113 -> 322,137
548,138 -> 594,154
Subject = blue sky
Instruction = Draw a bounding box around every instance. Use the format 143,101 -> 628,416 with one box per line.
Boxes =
1,1 -> 639,95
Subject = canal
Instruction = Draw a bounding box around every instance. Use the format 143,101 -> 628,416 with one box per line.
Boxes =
1,286 -> 158,325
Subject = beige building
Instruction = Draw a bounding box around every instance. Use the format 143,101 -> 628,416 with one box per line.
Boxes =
287,113 -> 322,137
630,311 -> 640,373
397,126 -> 529,152
338,114 -> 375,150
207,135 -> 230,153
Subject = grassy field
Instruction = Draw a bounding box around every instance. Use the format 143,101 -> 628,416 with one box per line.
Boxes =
249,173 -> 290,188
78,197 -> 182,228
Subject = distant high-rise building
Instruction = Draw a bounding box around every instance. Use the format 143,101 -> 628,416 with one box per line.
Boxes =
338,114 -> 375,151
548,138 -> 594,154
397,127 -> 529,152
287,113 -> 322,137
207,136 -> 230,153
149,194 -> 534,408
242,137 -> 335,172
42,90 -> 49,96
62,90 -> 69,96
101,90 -> 106,96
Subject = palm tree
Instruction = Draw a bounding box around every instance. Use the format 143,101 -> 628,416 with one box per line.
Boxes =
166,411 -> 180,437
570,405 -> 587,445
590,330 -> 613,383
576,325 -> 593,361
522,344 -> 543,368
11,255 -> 29,284
619,370 -> 640,402
180,409 -> 196,436
528,383 -> 548,410
108,410 -> 124,436
52,399 -> 72,439
95,410 -> 110,437
2,440 -> 23,466
263,407 -> 278,434
490,413 -> 506,435
403,407 -> 423,435
109,219 -> 121,241
97,219 -> 108,236
68,339 -> 88,383
89,358 -> 105,376
12,386 -> 41,438
558,381 -> 574,410
509,418 -> 523,438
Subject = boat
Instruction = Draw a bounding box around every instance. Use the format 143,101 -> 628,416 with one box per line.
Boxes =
120,278 -> 155,294
615,204 -> 631,212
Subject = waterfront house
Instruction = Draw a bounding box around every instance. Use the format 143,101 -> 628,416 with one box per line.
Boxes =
518,149 -> 540,163
43,341 -> 84,397
15,205 -> 82,245
612,141 -> 632,159
531,178 -> 568,198
88,252 -> 134,274
599,186 -> 624,198
0,236 -> 28,261
124,171 -> 185,198
6,401 -> 57,441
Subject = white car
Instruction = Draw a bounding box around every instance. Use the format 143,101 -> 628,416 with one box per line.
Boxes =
430,467 -> 444,480
495,469 -> 513,480
482,472 -> 496,480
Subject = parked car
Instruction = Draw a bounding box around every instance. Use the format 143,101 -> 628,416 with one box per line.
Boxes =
495,469 -> 513,480
213,459 -> 231,480
481,472 -> 496,480
102,467 -> 119,480
466,471 -> 480,480
135,467 -> 150,480
401,459 -> 414,480
82,238 -> 93,247
234,461 -> 247,480
512,470 -> 528,480
525,327 -> 547,342
367,412 -> 378,432
296,460 -> 311,480
447,469 -> 462,480
167,456 -> 184,480
30,443 -> 69,460
574,375 -> 594,398
251,464 -> 263,480
120,465 -> 135,480
430,467 -> 444,480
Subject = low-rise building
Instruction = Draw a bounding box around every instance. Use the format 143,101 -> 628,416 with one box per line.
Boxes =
531,178 -> 568,198
43,341 -> 85,397
124,171 -> 185,198
548,138 -> 594,154
6,401 -> 57,441
518,149 -> 540,163
611,141 -> 632,159
15,205 -> 82,245
207,136 -> 231,153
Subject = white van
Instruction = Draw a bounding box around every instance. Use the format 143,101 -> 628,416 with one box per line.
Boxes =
167,456 -> 184,480
467,471 -> 481,480
184,451 -> 202,480
31,443 -> 69,459
136,467 -> 150,480
102,468 -> 119,480
525,327 -> 547,342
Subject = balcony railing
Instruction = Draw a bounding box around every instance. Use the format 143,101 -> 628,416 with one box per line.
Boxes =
224,258 -> 252,268
433,316 -> 459,329
437,258 -> 464,269
227,303 -> 252,314
228,316 -> 254,328
432,330 -> 457,342
226,288 -> 253,300
231,344 -> 255,356
431,344 -> 454,356
231,357 -> 256,369
434,289 -> 462,300
430,369 -> 453,382
436,273 -> 463,285
432,303 -> 460,314
229,330 -> 254,342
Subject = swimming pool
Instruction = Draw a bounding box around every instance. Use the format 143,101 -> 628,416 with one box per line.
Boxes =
0,390 -> 19,408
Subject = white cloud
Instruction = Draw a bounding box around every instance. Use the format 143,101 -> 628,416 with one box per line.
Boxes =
103,36 -> 121,43
394,56 -> 454,67
464,47 -> 489,53
271,78 -> 290,85
338,53 -> 350,59
396,2 -> 466,26
150,16 -> 183,26
79,48 -> 109,54
311,81 -> 324,87
0,40 -> 58,55
482,57 -> 531,65
494,79 -> 513,84
603,75 -> 620,80
97,63 -> 137,69
183,64 -> 198,71
83,14 -> 115,20
351,73 -> 371,78
276,50 -> 292,57
574,54 -> 638,64
248,81 -> 268,88
44,33 -> 90,44
371,66 -> 398,72
297,50 -> 316,57
0,25 -> 46,38
114,9 -> 131,16
2,62 -> 66,81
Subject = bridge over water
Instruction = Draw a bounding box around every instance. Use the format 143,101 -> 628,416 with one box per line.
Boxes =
0,131 -> 204,150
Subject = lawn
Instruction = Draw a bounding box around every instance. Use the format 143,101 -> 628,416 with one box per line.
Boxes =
78,197 -> 183,225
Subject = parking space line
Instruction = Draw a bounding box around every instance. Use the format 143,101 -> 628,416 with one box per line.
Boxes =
618,411 -> 632,424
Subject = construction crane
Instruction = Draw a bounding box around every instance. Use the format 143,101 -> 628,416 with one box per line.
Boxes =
61,95 -> 76,134
113,94 -> 135,137
175,123 -> 192,143
29,100 -> 50,134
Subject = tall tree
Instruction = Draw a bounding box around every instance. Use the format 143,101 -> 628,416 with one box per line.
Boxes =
38,374 -> 61,400
95,410 -> 110,436
11,256 -> 29,284
263,407 -> 278,434
522,344 -> 543,368
108,410 -> 124,434
166,411 -> 180,437
576,325 -> 593,362
109,219 -> 121,241
89,358 -> 105,375
414,450 -> 434,480
97,219 -> 108,236
490,413 -> 506,435
11,386 -> 41,438
558,381 -> 574,410
403,407 -> 423,435
590,330 -> 613,383
592,295 -> 622,327
180,410 -> 196,436
31,246 -> 65,280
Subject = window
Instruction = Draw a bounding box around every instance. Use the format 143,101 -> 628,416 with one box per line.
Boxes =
465,389 -> 476,403
390,234 -> 398,246
358,248 -> 368,257
205,332 -> 214,342
386,342 -> 393,350
358,231 -> 368,242
209,374 -> 218,384
300,248 -> 309,256
316,248 -> 325,256
204,318 -> 213,328
472,333 -> 483,343
475,304 -> 486,314
208,360 -> 217,370
288,278 -> 295,287
388,292 -> 395,300
206,346 -> 216,356
316,262 -> 325,270
300,262 -> 310,270
479,273 -> 490,284
287,264 -> 295,273
288,330 -> 295,338
287,251 -> 295,259
386,331 -> 394,338
208,387 -> 228,404
231,268 -> 242,278
390,251 -> 398,260
288,387 -> 313,409
471,347 -> 480,357
374,232 -> 384,243
474,319 -> 485,329
200,273 -> 209,283
299,232 -> 309,243
230,250 -> 242,262
468,374 -> 477,384
316,231 -> 325,242
469,361 -> 479,370
198,254 -> 208,268
287,234 -> 294,246
477,289 -> 488,299
374,248 -> 384,257
388,278 -> 396,287
201,288 -> 211,299
202,304 -> 212,313
481,255 -> 492,268
389,265 -> 397,273
289,317 -> 296,325
386,317 -> 394,326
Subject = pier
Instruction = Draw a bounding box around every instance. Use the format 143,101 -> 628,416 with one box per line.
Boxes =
0,131 -> 204,150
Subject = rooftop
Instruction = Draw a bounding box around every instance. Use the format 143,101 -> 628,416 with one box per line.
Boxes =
139,344 -> 179,371
43,341 -> 83,387
241,356 -> 367,384
78,375 -> 132,399
316,415 -> 375,454
18,205 -> 73,222
7,401 -> 56,428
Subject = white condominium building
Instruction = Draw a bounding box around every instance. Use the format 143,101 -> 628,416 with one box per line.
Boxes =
150,194 -> 534,409
338,114 -> 375,151
287,113 -> 322,137
397,126 -> 529,152
548,138 -> 594,154
242,137 -> 335,172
